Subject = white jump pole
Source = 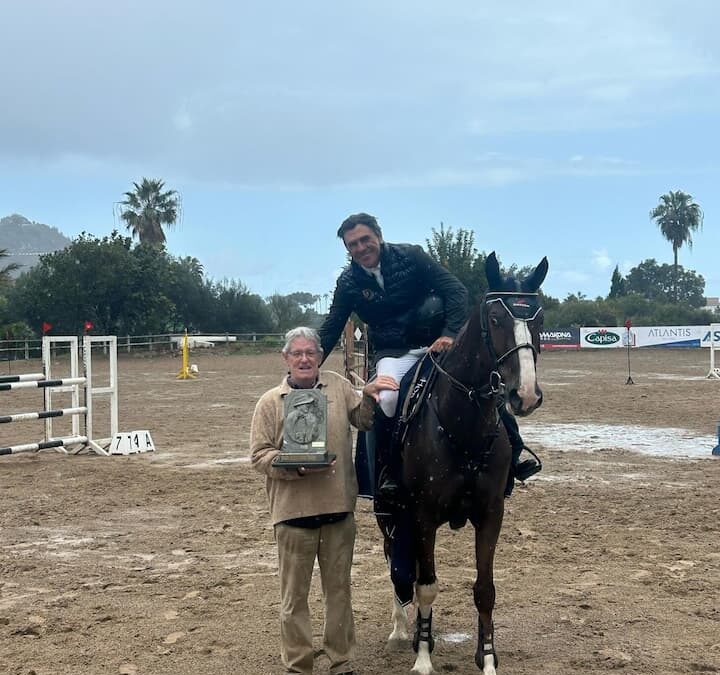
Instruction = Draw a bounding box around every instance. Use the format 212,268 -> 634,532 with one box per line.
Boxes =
42,336 -> 81,441
83,335 -> 119,456
2,336 -> 119,458
708,323 -> 720,379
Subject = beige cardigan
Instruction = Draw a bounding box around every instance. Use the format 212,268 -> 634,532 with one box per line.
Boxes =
250,369 -> 375,525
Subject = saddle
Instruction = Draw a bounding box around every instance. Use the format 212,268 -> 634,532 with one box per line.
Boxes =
393,351 -> 442,447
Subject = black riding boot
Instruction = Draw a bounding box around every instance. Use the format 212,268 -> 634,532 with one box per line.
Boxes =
500,407 -> 541,497
375,410 -> 402,503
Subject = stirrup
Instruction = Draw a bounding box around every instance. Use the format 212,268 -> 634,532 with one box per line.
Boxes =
514,446 -> 542,482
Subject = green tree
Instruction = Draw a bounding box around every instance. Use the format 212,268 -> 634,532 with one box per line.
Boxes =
625,258 -> 705,307
118,178 -> 180,245
165,256 -> 213,332
543,292 -> 715,329
425,224 -> 489,303
286,292 -> 320,309
0,247 -> 20,288
206,279 -> 273,333
266,293 -> 322,332
426,223 -> 476,278
608,265 -> 626,299
649,190 -> 703,301
10,233 -> 176,335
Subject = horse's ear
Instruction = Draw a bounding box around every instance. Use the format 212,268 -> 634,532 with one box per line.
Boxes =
485,251 -> 502,290
522,256 -> 549,292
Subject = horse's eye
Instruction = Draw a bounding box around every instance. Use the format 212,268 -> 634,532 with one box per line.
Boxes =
490,316 -> 500,327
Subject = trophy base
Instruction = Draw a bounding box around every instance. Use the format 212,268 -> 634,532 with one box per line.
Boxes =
272,453 -> 336,468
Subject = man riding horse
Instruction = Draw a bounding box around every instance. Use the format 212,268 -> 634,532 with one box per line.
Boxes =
318,213 -> 541,501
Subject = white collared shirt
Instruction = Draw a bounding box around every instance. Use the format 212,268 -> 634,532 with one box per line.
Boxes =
362,263 -> 385,290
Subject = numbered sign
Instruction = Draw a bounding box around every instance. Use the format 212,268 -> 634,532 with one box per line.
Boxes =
110,430 -> 156,455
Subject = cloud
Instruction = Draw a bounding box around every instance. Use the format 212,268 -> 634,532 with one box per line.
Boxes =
592,249 -> 613,271
555,270 -> 592,286
0,1 -> 719,189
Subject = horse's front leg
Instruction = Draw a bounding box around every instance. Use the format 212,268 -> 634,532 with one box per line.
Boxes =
411,523 -> 438,675
473,503 -> 504,674
388,591 -> 410,645
380,513 -> 414,649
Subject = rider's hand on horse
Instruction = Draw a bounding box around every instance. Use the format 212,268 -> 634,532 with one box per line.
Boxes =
363,375 -> 399,402
429,336 -> 454,353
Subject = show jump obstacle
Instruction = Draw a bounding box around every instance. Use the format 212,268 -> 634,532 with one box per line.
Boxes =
1,335 -> 119,456
708,323 -> 720,380
176,330 -> 197,380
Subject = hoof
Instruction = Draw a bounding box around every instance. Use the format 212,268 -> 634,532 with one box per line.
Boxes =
475,651 -> 498,674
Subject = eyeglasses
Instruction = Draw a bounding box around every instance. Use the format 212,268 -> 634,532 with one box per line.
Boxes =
288,349 -> 319,359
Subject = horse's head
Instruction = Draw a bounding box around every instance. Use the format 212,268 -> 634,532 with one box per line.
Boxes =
483,251 -> 548,417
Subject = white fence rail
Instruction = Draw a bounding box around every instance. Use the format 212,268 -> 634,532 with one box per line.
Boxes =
0,332 -> 287,361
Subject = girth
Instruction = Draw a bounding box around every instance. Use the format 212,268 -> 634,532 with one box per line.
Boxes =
429,393 -> 501,476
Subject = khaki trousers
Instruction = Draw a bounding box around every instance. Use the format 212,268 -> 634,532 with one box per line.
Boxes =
275,515 -> 356,675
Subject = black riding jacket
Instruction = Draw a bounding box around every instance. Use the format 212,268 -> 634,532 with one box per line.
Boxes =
319,242 -> 469,360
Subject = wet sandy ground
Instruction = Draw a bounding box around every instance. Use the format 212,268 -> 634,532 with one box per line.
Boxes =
1,347 -> 719,674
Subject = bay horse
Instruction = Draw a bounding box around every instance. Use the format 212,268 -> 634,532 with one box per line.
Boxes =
380,251 -> 548,675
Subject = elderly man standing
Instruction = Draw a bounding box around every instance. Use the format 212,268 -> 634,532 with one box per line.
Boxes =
251,326 -> 397,675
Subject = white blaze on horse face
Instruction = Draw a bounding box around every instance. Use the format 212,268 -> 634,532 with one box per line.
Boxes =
513,319 -> 540,412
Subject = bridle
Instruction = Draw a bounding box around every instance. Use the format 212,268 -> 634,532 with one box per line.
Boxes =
480,291 -> 542,365
428,291 -> 542,409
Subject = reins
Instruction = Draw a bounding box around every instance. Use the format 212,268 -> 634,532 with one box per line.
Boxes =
427,351 -> 504,407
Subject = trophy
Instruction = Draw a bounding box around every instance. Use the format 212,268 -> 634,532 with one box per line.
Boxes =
272,389 -> 334,467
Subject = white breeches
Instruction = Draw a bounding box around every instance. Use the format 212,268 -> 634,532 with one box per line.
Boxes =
376,349 -> 427,417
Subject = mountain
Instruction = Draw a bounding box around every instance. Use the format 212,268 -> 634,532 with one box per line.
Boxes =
0,214 -> 72,277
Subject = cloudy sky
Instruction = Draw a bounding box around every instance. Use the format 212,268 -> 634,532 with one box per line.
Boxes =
2,1 -> 719,302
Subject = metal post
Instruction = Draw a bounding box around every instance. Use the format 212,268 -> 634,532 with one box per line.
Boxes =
624,320 -> 634,385
708,323 -> 720,379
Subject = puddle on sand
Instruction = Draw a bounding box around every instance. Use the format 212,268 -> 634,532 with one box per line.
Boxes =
646,373 -> 706,381
523,422 -> 716,459
441,632 -> 472,643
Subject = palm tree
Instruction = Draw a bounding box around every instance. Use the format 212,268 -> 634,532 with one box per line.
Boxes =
0,248 -> 20,288
118,178 -> 180,245
649,190 -> 703,302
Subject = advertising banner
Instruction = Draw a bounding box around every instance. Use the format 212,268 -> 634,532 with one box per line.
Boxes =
700,326 -> 720,347
539,328 -> 580,350
633,326 -> 703,348
579,325 -> 719,348
580,327 -> 627,349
